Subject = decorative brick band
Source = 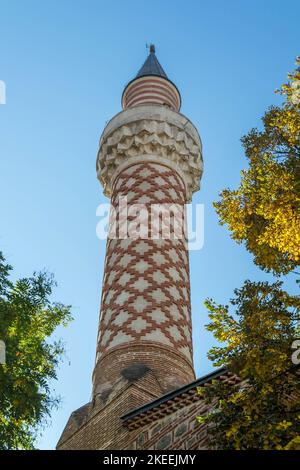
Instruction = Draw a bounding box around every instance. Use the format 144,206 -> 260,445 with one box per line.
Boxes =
92,342 -> 196,404
93,340 -> 195,385
122,76 -> 180,111
124,82 -> 179,110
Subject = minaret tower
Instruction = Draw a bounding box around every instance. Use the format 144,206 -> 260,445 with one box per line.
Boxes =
93,45 -> 203,406
57,46 -> 203,450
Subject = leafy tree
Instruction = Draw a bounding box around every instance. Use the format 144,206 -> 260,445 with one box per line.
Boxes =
0,252 -> 72,449
198,59 -> 300,449
198,281 -> 300,450
214,58 -> 300,275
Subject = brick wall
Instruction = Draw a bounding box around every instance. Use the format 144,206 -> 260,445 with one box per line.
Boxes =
57,384 -> 211,450
127,401 -> 211,450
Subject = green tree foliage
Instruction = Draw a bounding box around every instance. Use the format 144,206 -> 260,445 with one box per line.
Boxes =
0,252 -> 72,449
214,58 -> 300,275
198,58 -> 300,450
198,281 -> 300,450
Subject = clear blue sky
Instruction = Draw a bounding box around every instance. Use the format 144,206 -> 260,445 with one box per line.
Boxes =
0,0 -> 299,450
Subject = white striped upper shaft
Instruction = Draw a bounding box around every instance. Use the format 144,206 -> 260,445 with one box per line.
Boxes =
122,76 -> 181,111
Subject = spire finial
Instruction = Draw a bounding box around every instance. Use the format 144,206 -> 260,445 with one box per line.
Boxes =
149,44 -> 155,54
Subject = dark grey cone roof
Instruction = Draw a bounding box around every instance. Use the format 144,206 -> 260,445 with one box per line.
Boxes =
136,45 -> 168,79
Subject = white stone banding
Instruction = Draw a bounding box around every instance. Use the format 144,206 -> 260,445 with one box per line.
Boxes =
122,76 -> 181,111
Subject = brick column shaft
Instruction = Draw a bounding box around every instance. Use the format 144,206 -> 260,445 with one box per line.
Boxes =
94,105 -> 203,404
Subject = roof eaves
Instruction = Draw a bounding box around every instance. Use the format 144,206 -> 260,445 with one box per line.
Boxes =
121,367 -> 228,423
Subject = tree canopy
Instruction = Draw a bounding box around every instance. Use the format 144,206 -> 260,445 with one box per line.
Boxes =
198,58 -> 300,450
0,252 -> 72,449
214,58 -> 300,275
198,281 -> 300,450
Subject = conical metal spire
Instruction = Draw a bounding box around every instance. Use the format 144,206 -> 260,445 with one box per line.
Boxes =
136,44 -> 168,79
122,45 -> 181,111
